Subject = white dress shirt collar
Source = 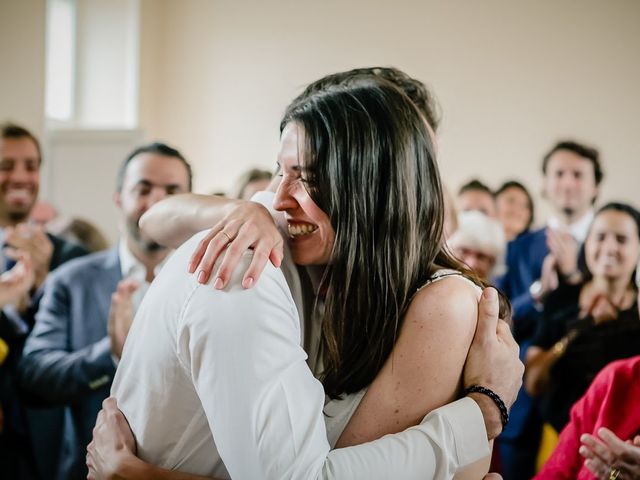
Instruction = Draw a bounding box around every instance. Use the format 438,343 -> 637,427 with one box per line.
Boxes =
118,240 -> 167,282
547,208 -> 595,244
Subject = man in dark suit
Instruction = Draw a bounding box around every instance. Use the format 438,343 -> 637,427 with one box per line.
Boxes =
0,123 -> 88,480
19,142 -> 193,480
495,140 -> 604,480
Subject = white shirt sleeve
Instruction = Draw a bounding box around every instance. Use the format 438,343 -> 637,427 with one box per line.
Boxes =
176,254 -> 489,480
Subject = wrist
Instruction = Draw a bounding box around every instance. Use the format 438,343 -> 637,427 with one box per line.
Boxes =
561,269 -> 582,285
467,392 -> 503,440
114,452 -> 154,480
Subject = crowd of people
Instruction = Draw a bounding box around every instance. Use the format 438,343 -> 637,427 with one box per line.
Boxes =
0,66 -> 637,480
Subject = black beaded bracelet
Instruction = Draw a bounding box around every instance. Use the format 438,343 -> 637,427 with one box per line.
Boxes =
463,385 -> 509,429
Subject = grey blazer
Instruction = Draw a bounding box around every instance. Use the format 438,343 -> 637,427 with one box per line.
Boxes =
19,246 -> 122,480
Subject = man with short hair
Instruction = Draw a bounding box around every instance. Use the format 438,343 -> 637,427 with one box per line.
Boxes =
19,142 -> 193,480
458,179 -> 497,218
0,123 -> 88,480
496,140 -> 603,480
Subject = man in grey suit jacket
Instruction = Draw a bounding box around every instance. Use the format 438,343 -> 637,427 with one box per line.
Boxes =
19,142 -> 193,480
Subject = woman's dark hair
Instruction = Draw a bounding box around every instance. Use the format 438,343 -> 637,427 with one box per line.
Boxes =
495,180 -> 535,231
288,67 -> 441,132
583,202 -> 640,286
281,80 -> 508,398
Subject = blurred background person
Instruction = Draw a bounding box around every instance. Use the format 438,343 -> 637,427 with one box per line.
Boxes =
457,179 -> 497,218
524,203 -> 640,437
48,217 -> 110,253
229,168 -> 273,200
536,273 -> 640,478
495,180 -> 535,241
0,123 -> 88,480
28,201 -> 57,228
535,354 -> 640,479
495,140 -> 603,480
448,210 -> 506,282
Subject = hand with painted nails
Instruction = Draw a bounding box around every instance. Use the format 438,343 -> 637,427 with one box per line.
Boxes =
189,201 -> 284,290
580,428 -> 640,479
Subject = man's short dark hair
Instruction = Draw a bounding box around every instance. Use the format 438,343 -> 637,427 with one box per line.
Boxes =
289,67 -> 441,132
542,140 -> 604,186
458,179 -> 493,197
1,122 -> 42,164
116,142 -> 193,192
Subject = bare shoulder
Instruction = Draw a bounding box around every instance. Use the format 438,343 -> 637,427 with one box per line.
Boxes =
336,274 -> 482,447
404,274 -> 480,332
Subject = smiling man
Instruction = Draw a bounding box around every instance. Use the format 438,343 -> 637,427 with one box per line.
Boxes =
0,123 -> 88,480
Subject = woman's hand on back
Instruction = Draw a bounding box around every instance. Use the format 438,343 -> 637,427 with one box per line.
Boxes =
188,201 -> 284,290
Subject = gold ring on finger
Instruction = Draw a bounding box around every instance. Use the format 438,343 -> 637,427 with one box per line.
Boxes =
609,467 -> 621,480
221,231 -> 233,243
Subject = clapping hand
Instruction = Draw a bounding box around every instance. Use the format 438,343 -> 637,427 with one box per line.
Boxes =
4,223 -> 53,290
107,279 -> 139,360
546,228 -> 579,278
0,251 -> 35,309
580,428 -> 640,479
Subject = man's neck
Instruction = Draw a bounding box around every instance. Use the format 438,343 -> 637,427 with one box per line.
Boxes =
0,215 -> 23,229
125,237 -> 169,282
588,276 -> 634,304
555,207 -> 590,227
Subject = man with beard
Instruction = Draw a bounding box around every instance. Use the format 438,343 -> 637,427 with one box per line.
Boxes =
19,142 -> 192,480
0,123 -> 88,480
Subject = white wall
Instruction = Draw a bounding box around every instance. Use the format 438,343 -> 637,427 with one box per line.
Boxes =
138,0 -> 640,224
75,0 -> 139,127
46,128 -> 143,242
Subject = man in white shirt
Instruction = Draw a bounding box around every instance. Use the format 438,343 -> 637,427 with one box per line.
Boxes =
19,142 -> 192,480
105,229 -> 519,479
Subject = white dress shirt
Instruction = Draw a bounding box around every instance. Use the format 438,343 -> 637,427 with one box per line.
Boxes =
118,240 -> 169,310
112,230 -> 490,479
547,208 -> 595,244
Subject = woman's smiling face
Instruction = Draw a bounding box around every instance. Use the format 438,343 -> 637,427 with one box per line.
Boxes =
273,122 -> 335,266
585,209 -> 640,282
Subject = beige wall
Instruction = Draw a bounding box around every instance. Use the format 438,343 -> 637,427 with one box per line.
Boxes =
138,0 -> 640,224
1,0 -> 638,232
0,0 -> 46,137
